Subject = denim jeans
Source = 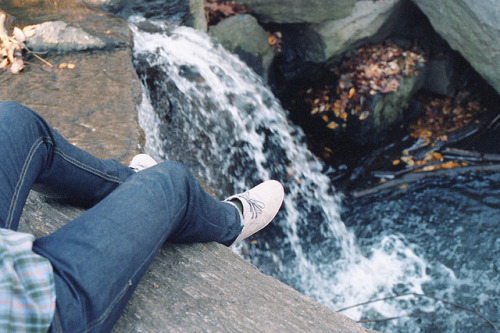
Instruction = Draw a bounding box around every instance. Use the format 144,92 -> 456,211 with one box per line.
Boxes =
0,101 -> 242,332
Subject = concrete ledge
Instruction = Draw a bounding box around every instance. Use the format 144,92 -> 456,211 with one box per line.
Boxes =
20,192 -> 372,332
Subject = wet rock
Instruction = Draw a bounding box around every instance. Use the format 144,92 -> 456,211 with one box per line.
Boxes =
209,14 -> 274,81
83,0 -> 191,26
361,64 -> 426,144
412,0 -> 500,95
25,21 -> 106,53
303,0 -> 407,63
232,0 -> 355,24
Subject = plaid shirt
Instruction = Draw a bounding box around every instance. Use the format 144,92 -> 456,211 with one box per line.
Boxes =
0,228 -> 56,332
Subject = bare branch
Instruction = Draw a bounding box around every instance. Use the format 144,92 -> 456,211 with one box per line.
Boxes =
336,292 -> 499,332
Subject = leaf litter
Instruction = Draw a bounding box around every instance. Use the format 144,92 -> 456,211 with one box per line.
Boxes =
301,40 -> 426,130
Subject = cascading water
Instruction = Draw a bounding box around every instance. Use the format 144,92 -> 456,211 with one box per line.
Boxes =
129,16 -> 498,332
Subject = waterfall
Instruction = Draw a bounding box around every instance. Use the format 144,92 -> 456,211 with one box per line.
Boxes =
129,17 -> 437,327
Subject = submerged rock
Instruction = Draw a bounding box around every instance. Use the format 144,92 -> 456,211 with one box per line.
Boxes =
412,0 -> 500,95
232,0 -> 355,24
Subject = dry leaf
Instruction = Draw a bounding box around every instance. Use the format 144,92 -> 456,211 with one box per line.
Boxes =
348,87 -> 355,99
10,59 -> 24,74
327,121 -> 338,129
13,27 -> 25,42
23,25 -> 36,38
359,111 -> 370,120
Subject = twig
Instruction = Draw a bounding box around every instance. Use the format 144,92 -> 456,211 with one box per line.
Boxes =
336,292 -> 499,332
30,52 -> 53,67
351,163 -> 500,197
443,147 -> 500,162
336,292 -> 414,312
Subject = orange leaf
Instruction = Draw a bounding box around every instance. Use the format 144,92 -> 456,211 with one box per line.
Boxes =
268,35 -> 277,46
327,121 -> 338,129
348,87 -> 355,99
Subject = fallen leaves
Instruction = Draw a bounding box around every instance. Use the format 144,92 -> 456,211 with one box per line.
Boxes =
417,160 -> 468,172
392,92 -> 486,172
59,62 -> 76,69
301,40 -> 426,129
0,12 -> 26,74
409,92 -> 483,144
204,0 -> 249,27
0,12 -> 52,74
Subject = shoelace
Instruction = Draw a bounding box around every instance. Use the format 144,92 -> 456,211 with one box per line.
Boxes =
240,192 -> 265,219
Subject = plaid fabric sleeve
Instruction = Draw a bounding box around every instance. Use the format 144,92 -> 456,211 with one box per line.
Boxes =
0,228 -> 56,332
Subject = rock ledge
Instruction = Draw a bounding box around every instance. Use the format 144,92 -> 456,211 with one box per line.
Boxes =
20,192 -> 373,333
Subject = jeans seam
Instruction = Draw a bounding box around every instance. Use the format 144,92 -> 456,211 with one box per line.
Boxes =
85,281 -> 131,332
5,136 -> 47,229
53,147 -> 123,184
85,245 -> 161,332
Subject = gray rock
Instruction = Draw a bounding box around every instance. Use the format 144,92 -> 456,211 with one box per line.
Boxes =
303,0 -> 407,64
20,192 -> 375,333
346,64 -> 426,145
412,0 -> 500,95
25,21 -> 106,53
209,14 -> 274,81
232,0 -> 356,24
185,0 -> 208,32
364,66 -> 426,143
423,56 -> 459,96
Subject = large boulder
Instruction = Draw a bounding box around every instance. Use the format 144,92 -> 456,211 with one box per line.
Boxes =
232,0 -> 356,24
305,0 -> 408,63
411,0 -> 500,95
209,14 -> 274,81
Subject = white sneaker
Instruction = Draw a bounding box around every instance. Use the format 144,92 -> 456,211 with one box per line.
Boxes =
225,180 -> 284,245
129,154 -> 158,172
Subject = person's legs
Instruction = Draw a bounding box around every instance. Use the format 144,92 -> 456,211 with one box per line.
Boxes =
33,161 -> 242,332
0,101 -> 283,332
0,101 -> 134,231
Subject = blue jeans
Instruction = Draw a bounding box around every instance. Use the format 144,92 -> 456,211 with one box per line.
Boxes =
0,102 -> 242,332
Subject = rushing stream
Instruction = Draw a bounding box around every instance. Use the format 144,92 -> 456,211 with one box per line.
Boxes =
129,17 -> 499,332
